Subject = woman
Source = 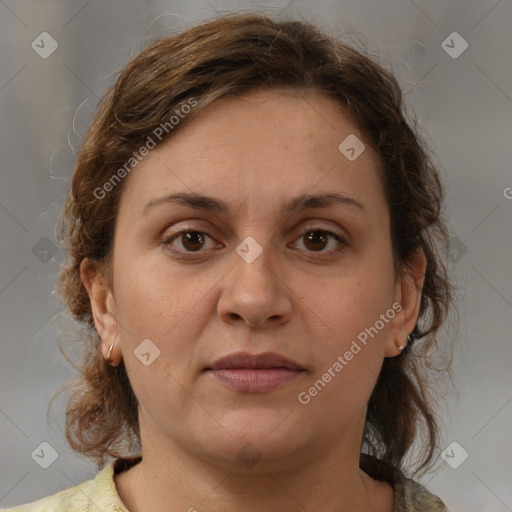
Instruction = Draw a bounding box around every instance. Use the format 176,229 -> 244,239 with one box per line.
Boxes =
4,11 -> 454,512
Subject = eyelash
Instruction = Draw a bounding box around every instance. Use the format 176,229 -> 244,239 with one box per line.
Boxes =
162,227 -> 348,258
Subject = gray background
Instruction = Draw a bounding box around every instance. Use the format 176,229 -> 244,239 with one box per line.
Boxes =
1,1 -> 511,510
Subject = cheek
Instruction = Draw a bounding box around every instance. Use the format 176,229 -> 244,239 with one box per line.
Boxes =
111,252 -> 211,388
111,256 -> 208,419
295,250 -> 394,392
113,249 -> 196,333
300,259 -> 394,339
296,279 -> 390,424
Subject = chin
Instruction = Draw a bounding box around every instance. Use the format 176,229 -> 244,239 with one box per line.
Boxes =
202,439 -> 309,474
188,409 -> 311,471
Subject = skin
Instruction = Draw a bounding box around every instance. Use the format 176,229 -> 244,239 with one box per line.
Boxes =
81,88 -> 426,512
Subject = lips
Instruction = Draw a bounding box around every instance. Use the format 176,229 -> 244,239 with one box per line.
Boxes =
205,351 -> 305,393
207,351 -> 303,371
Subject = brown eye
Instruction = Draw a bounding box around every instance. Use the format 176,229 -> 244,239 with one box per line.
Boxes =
181,231 -> 206,251
292,229 -> 346,254
165,230 -> 216,253
303,231 -> 329,251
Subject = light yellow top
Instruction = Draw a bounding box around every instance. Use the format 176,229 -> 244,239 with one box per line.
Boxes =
0,461 -> 128,512
1,455 -> 448,511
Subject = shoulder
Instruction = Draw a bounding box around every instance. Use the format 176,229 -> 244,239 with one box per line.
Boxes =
396,475 -> 448,512
360,454 -> 448,512
0,476 -> 99,512
0,461 -> 127,512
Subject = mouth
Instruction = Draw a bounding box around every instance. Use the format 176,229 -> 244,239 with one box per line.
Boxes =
205,351 -> 306,393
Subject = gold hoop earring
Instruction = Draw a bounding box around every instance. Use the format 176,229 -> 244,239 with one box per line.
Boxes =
107,339 -> 115,360
393,338 -> 405,351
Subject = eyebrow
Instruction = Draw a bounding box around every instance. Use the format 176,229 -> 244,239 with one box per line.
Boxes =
142,191 -> 365,216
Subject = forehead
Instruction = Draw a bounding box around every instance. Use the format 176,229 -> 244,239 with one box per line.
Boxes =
116,88 -> 385,219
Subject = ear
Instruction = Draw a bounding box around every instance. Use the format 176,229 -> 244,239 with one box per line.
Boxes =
80,257 -> 120,364
384,248 -> 427,357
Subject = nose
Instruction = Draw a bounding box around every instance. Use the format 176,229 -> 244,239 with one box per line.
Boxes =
217,248 -> 293,329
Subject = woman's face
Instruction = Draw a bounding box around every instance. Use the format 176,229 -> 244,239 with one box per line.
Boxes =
91,88 -> 419,471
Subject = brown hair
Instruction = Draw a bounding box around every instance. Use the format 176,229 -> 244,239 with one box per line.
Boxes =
51,11 -> 455,474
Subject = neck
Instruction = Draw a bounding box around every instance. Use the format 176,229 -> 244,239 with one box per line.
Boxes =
114,416 -> 393,512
